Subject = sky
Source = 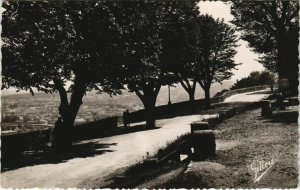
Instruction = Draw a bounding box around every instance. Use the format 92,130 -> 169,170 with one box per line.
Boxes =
198,1 -> 265,81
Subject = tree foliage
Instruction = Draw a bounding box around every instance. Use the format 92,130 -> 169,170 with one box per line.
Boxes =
163,13 -> 238,104
194,15 -> 238,105
230,1 -> 299,94
2,0 -> 201,131
231,71 -> 275,90
161,1 -> 200,102
117,0 -> 199,127
2,1 -> 126,145
162,12 -> 198,101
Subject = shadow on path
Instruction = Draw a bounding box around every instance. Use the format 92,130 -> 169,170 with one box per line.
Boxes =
1,142 -> 117,172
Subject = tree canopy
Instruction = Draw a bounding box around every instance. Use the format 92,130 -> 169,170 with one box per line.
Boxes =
117,0 -> 199,127
194,15 -> 239,105
163,13 -> 238,104
2,1 -> 125,94
2,0 -> 201,130
162,10 -> 199,102
2,1 -> 126,146
2,0 -> 242,135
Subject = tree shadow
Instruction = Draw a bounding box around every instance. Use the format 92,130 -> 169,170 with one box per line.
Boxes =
1,142 -> 117,172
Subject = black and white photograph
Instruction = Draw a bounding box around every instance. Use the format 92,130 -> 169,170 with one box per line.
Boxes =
1,0 -> 299,188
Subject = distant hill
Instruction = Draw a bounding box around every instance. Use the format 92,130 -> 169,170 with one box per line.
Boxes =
2,80 -> 234,105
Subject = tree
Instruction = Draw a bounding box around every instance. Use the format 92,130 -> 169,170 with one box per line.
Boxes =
117,0 -> 199,128
258,71 -> 276,85
230,1 -> 299,95
161,2 -> 200,102
113,0 -> 165,129
2,1 -> 125,147
194,15 -> 239,106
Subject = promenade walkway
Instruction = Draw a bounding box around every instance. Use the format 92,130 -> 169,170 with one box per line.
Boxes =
1,90 -> 270,188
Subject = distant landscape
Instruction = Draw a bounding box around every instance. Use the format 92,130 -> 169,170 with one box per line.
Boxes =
1,81 -> 233,134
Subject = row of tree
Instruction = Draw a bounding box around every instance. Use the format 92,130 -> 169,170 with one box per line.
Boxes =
3,1 -> 298,147
2,0 -> 238,143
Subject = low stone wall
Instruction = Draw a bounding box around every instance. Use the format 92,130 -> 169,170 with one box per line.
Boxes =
212,85 -> 270,103
128,85 -> 270,123
73,116 -> 119,140
1,116 -> 121,156
127,99 -> 207,123
1,129 -> 52,161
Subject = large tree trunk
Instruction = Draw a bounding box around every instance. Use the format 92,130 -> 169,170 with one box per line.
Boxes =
188,92 -> 195,102
134,83 -> 161,129
187,91 -> 196,114
204,87 -> 211,107
197,80 -> 211,108
286,29 -> 299,95
144,96 -> 157,129
59,99 -> 83,148
53,78 -> 86,149
177,75 -> 196,102
277,28 -> 298,95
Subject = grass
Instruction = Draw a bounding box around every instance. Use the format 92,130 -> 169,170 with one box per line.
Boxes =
100,134 -> 191,188
155,133 -> 189,160
104,156 -> 187,188
203,101 -> 262,129
159,171 -> 208,189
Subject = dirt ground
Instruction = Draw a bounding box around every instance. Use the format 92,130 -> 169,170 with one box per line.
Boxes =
137,107 -> 298,188
205,107 -> 297,188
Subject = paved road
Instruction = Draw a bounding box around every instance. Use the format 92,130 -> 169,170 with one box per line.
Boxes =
1,114 -> 217,188
224,89 -> 271,103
